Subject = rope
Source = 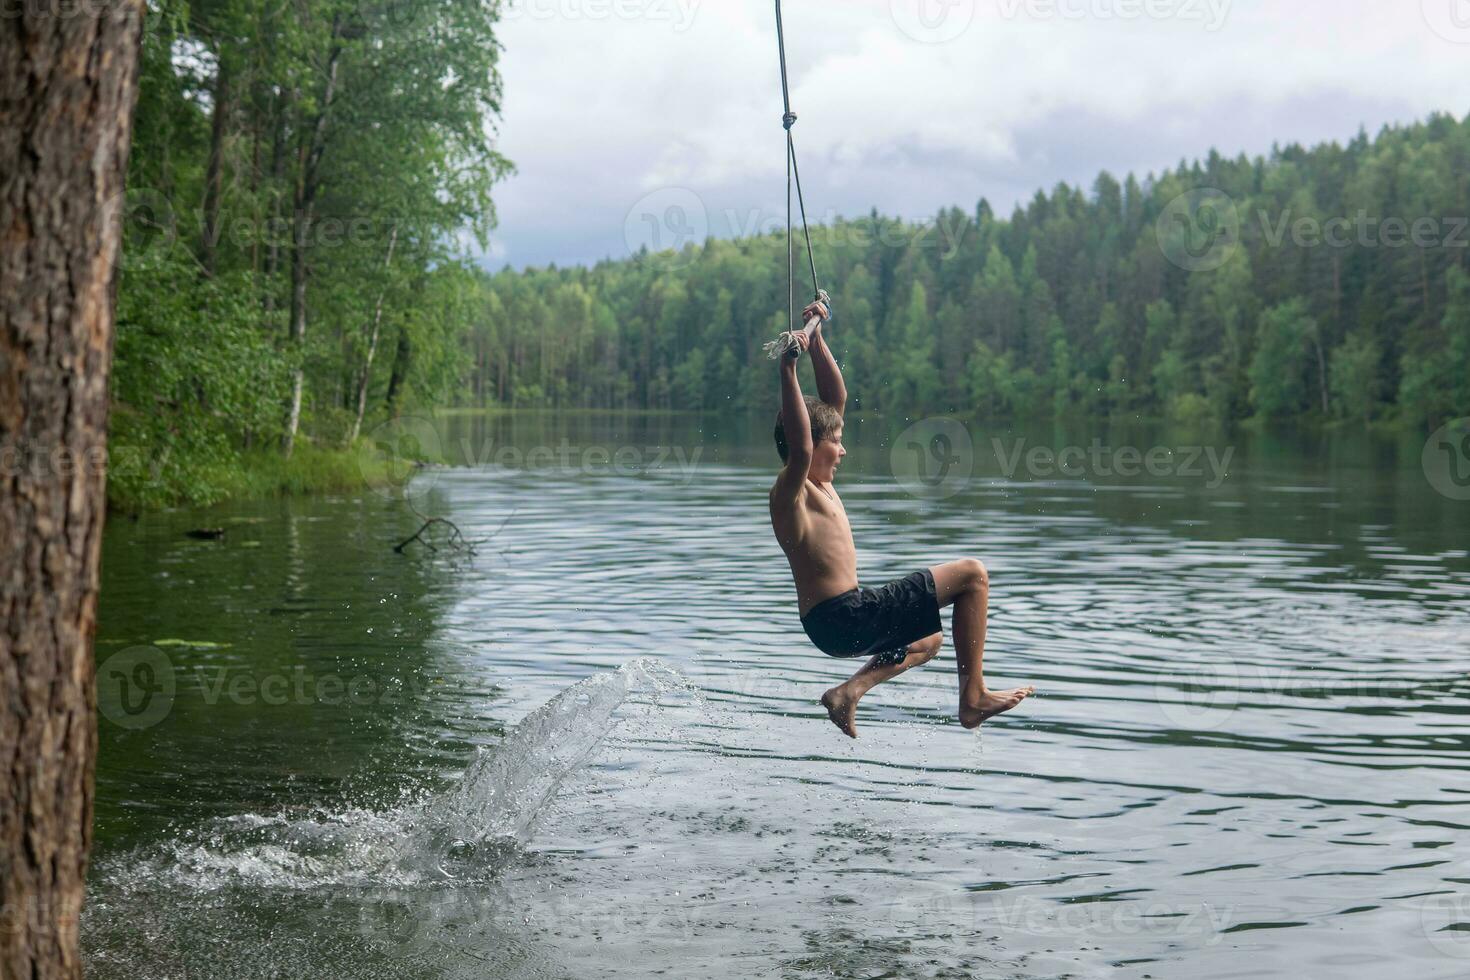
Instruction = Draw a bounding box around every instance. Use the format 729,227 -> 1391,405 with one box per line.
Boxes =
764,0 -> 831,360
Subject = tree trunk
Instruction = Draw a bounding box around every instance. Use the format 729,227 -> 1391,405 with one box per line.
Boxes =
0,4 -> 145,978
1310,323 -> 1330,415
1331,254 -> 1342,328
263,88 -> 289,317
200,59 -> 229,277
385,327 -> 410,413
282,37 -> 342,458
348,226 -> 398,444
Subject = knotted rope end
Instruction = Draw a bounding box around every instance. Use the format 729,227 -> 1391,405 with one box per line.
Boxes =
763,332 -> 801,360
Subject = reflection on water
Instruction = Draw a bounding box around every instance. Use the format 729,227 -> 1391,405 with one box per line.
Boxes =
86,413 -> 1470,979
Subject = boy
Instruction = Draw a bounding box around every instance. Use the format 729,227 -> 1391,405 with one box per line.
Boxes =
769,301 -> 1034,738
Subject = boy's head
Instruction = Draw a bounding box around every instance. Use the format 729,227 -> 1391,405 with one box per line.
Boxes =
775,398 -> 846,481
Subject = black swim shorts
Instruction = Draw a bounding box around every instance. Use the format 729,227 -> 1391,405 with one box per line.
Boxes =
800,569 -> 943,667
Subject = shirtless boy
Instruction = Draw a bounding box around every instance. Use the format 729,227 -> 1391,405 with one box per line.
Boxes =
769,301 -> 1034,738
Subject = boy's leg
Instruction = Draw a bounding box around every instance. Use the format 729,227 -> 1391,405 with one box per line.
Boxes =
821,632 -> 942,739
930,559 -> 1034,728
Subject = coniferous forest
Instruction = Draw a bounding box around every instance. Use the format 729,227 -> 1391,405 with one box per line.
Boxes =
110,0 -> 1470,506
471,114 -> 1470,427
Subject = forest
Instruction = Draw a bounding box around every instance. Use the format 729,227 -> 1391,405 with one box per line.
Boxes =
111,0 -> 509,505
110,0 -> 1470,507
472,114 -> 1470,428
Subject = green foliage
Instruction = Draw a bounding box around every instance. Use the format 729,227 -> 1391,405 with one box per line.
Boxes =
110,253 -> 290,507
114,21 -> 1470,518
110,0 -> 508,507
472,114 -> 1470,428
1330,330 -> 1381,424
1250,299 -> 1317,419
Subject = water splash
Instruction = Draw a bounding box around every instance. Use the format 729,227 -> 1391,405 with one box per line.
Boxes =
99,658 -> 698,893
430,658 -> 700,875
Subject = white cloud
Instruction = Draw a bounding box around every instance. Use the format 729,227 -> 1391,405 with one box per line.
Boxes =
485,0 -> 1470,269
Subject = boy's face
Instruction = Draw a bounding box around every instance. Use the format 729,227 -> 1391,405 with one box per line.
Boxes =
809,424 -> 846,482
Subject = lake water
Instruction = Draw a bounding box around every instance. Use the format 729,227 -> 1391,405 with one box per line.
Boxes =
84,412 -> 1470,979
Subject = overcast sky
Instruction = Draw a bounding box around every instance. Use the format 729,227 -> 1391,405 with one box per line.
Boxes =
481,0 -> 1470,270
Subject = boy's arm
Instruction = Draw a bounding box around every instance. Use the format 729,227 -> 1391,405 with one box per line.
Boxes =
804,301 -> 846,416
809,326 -> 847,417
773,341 -> 813,501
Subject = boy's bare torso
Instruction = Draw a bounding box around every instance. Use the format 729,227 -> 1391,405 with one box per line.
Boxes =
764,302 -> 1034,736
769,480 -> 858,617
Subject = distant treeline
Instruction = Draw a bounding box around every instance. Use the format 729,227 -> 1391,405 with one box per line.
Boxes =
114,11 -> 1469,512
470,113 -> 1470,427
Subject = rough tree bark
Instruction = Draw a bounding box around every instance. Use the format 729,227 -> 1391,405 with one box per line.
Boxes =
0,3 -> 145,978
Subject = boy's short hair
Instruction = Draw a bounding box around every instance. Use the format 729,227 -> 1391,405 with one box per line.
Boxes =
775,397 -> 842,463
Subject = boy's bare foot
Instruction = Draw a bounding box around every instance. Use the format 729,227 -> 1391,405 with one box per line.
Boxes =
821,687 -> 860,738
959,686 -> 1035,729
